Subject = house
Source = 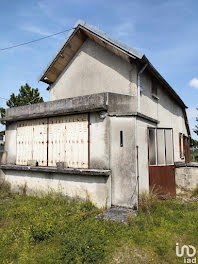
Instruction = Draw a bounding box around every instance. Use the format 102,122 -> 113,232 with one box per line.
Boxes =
0,20 -> 190,208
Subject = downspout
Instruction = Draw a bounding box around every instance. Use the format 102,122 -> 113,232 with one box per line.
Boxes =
137,64 -> 148,112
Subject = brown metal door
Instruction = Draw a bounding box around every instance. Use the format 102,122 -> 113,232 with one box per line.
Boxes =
149,165 -> 176,197
148,128 -> 176,198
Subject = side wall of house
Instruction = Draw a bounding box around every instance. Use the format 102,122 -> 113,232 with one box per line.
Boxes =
110,116 -> 137,208
49,38 -> 138,101
140,70 -> 188,162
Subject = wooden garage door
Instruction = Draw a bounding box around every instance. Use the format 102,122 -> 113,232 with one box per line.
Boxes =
48,114 -> 89,168
16,114 -> 88,168
32,119 -> 48,166
17,120 -> 34,165
16,119 -> 48,166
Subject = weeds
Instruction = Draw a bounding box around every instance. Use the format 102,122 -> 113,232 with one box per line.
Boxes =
0,189 -> 198,263
191,185 -> 198,197
138,188 -> 158,213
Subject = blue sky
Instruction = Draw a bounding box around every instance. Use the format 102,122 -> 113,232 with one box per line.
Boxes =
0,0 -> 198,138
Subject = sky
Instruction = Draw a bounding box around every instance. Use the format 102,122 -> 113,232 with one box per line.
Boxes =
0,0 -> 198,138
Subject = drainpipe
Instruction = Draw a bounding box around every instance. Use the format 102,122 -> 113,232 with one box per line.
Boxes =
137,64 -> 148,112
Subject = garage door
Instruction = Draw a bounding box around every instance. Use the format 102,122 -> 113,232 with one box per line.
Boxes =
16,118 -> 48,166
16,120 -> 34,165
48,114 -> 89,168
16,114 -> 89,168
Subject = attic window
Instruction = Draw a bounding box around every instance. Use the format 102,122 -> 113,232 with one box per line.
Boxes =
151,79 -> 158,99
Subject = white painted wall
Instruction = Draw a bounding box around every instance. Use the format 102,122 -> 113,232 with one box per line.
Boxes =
50,38 -> 137,101
140,71 -> 188,162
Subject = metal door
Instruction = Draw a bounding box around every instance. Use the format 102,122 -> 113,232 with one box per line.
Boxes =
148,128 -> 176,197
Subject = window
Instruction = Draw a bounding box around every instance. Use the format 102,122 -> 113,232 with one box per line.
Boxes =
148,128 -> 174,165
148,129 -> 156,165
151,79 -> 158,97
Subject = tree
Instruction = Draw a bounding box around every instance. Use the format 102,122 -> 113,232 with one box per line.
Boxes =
190,138 -> 198,148
0,83 -> 44,124
194,108 -> 198,136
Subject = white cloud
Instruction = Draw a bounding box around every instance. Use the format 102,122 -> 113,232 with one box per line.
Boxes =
189,78 -> 198,89
20,25 -> 52,36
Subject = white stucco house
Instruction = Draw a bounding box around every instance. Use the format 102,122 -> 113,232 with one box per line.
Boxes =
0,20 -> 190,208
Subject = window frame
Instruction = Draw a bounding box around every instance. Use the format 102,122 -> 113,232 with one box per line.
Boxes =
148,127 -> 174,166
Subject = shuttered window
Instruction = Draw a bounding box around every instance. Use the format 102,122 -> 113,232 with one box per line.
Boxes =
16,114 -> 89,168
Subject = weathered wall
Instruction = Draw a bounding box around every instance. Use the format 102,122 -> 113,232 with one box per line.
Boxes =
0,169 -> 111,208
110,116 -> 137,208
89,113 -> 110,169
50,38 -> 138,101
5,122 -> 17,164
175,165 -> 198,191
140,70 -> 188,162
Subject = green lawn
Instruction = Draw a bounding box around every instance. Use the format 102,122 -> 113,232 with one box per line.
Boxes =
0,185 -> 198,264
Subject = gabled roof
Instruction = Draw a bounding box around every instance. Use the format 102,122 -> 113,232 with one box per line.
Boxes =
39,20 -> 187,111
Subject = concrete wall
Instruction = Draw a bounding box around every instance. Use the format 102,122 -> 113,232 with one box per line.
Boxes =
110,116 -> 137,208
5,122 -> 17,164
90,113 -> 110,169
175,166 -> 198,191
0,169 -> 111,208
140,70 -> 188,162
50,38 -> 138,101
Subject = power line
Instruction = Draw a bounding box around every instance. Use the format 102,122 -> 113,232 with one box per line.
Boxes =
0,27 -> 75,51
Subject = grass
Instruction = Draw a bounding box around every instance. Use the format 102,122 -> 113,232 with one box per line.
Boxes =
0,185 -> 198,263
191,185 -> 198,197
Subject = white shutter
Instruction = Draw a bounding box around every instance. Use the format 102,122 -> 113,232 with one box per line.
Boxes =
17,119 -> 47,166
32,118 -> 48,166
17,120 -> 33,165
48,114 -> 88,168
16,114 -> 88,168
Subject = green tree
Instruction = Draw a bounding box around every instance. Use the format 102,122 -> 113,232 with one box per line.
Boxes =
0,83 -> 44,124
194,108 -> 198,136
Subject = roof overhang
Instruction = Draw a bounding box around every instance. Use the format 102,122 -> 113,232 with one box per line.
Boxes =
39,20 -> 143,84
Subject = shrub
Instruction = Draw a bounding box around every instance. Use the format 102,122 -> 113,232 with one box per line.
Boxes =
138,188 -> 158,213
